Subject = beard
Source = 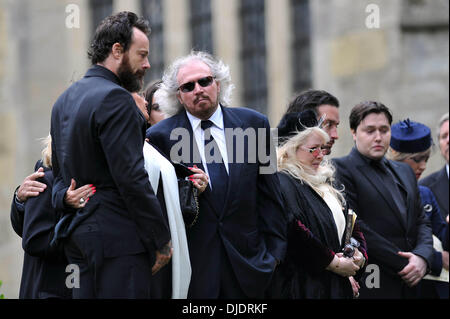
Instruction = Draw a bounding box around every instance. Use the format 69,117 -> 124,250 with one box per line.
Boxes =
117,54 -> 145,92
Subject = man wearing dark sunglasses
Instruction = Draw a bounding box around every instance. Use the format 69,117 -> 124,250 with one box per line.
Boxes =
147,51 -> 286,299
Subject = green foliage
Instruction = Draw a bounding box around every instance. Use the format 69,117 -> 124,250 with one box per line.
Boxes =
0,280 -> 4,299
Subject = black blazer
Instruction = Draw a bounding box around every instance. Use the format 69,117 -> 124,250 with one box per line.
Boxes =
146,106 -> 287,298
420,166 -> 449,219
50,65 -> 170,259
11,170 -> 71,299
333,148 -> 433,298
273,172 -> 367,299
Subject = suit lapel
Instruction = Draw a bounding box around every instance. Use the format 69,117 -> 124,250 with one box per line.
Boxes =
221,106 -> 244,218
436,167 -> 449,216
385,160 -> 412,228
176,111 -> 219,217
352,151 -> 407,230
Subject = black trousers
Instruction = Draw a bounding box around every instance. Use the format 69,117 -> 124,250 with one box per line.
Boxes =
64,220 -> 153,299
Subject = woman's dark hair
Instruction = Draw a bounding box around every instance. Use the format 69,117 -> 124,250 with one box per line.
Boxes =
88,11 -> 150,65
144,80 -> 163,118
349,101 -> 393,131
286,89 -> 339,114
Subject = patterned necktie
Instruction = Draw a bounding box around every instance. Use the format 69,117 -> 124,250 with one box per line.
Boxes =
201,120 -> 229,211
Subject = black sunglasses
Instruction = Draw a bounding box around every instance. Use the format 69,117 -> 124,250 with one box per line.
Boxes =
178,76 -> 215,93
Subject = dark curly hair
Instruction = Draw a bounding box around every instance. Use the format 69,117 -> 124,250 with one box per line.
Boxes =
349,101 -> 393,131
286,89 -> 339,114
87,11 -> 150,65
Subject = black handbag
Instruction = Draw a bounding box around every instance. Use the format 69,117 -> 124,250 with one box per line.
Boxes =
173,163 -> 200,228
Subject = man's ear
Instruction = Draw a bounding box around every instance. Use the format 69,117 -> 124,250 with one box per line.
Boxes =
111,43 -> 124,60
176,91 -> 183,106
351,129 -> 357,142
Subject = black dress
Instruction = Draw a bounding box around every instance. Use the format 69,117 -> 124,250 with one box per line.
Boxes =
273,172 -> 366,299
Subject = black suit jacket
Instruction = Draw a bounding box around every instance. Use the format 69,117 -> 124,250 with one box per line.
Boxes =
420,166 -> 449,219
50,65 -> 170,260
146,106 -> 286,298
11,170 -> 71,299
273,172 -> 368,299
333,148 -> 433,298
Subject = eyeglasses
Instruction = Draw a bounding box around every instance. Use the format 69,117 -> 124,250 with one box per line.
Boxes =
178,76 -> 215,93
301,146 -> 326,157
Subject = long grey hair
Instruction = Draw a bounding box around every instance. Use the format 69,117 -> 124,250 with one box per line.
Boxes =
155,51 -> 235,117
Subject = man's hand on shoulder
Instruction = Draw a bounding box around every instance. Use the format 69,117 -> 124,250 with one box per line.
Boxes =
15,167 -> 46,203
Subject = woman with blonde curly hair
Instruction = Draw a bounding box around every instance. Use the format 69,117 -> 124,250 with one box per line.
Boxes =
272,109 -> 368,299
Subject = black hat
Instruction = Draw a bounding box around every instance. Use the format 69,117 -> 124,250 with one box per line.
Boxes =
390,119 -> 433,153
277,109 -> 318,145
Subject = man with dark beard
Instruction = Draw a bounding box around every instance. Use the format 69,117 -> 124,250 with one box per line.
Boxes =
50,11 -> 172,298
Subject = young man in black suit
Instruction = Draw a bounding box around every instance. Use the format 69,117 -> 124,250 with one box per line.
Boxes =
420,113 -> 449,220
50,12 -> 171,298
333,101 -> 433,298
146,51 -> 286,298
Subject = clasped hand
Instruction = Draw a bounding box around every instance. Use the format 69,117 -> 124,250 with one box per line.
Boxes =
398,251 -> 427,287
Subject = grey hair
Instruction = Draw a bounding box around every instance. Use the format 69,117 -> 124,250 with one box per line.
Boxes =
156,51 -> 235,117
437,112 -> 449,140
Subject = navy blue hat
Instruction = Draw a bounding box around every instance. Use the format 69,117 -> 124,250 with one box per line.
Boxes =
277,109 -> 318,145
390,119 -> 433,153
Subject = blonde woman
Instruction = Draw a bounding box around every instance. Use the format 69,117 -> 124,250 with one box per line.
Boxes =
387,119 -> 448,299
273,110 -> 367,299
10,135 -> 94,298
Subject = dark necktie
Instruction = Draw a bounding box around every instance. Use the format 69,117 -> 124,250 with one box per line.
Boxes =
371,159 -> 408,219
201,120 -> 229,212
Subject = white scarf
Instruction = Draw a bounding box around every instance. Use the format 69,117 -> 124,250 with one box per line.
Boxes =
318,184 -> 346,245
143,142 -> 192,299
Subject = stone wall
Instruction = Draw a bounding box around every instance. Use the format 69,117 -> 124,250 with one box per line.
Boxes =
0,0 -> 90,298
311,0 -> 449,175
0,0 -> 447,298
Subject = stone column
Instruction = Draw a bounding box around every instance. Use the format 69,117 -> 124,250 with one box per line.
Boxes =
113,0 -> 141,15
164,0 -> 190,66
265,0 -> 292,125
211,0 -> 243,107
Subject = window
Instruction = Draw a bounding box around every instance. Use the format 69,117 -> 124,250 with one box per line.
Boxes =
89,0 -> 113,34
190,0 -> 214,53
240,0 -> 268,114
291,0 -> 311,93
141,0 -> 165,83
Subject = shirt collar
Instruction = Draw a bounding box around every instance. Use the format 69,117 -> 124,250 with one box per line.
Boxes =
186,105 -> 224,131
